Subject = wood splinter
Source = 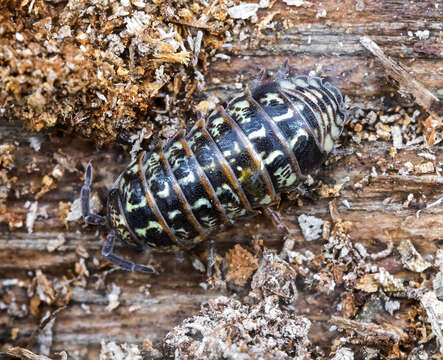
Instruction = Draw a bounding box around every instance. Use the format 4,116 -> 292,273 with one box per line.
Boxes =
360,36 -> 442,146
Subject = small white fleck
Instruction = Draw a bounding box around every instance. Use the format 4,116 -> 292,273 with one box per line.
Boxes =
385,299 -> 400,315
47,234 -> 66,252
26,201 -> 38,233
415,29 -> 430,40
96,91 -> 108,103
214,53 -> 231,60
106,284 -> 121,312
418,152 -> 436,161
316,8 -> 327,18
192,258 -> 205,273
298,214 -> 324,241
332,347 -> 354,360
391,125 -> 403,148
282,0 -> 305,6
28,136 -> 43,151
228,3 -> 260,19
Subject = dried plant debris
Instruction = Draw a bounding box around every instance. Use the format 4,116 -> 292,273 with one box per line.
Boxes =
99,341 -> 142,360
3,347 -> 67,360
359,36 -> 442,147
419,291 -> 443,354
332,316 -> 408,343
224,244 -> 258,287
360,37 -> 442,119
1,271 -> 71,327
276,201 -> 442,358
331,347 -> 354,360
0,139 -> 88,230
163,251 -> 310,359
250,250 -> 298,304
105,283 -> 121,312
434,250 -> 443,300
0,0 -> 232,145
397,239 -> 432,273
1,3 -> 442,360
0,141 -> 22,229
347,100 -> 442,148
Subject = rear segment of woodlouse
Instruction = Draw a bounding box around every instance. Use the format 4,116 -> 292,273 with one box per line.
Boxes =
82,65 -> 347,272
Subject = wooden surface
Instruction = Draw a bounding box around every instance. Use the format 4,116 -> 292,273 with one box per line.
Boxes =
0,0 -> 442,358
1,122 -> 442,358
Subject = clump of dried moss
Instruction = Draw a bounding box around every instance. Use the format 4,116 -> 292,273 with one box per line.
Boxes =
0,0 -> 231,145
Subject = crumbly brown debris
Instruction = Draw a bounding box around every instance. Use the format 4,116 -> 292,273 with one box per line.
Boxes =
224,244 -> 258,287
348,101 -> 442,148
0,0 -> 232,145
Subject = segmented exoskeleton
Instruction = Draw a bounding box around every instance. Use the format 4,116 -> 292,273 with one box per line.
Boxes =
81,62 -> 347,273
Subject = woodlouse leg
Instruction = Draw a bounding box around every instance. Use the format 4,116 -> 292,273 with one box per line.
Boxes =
206,240 -> 216,277
251,69 -> 266,92
330,147 -> 353,157
276,59 -> 290,81
81,162 -> 106,226
295,184 -> 317,201
262,207 -> 289,235
102,231 -> 158,274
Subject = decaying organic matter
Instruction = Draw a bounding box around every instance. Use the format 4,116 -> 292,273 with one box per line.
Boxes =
163,251 -> 311,359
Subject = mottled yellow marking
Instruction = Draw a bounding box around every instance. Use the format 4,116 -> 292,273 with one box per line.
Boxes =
239,167 -> 253,185
156,182 -> 170,198
126,195 -> 147,212
192,197 -> 211,210
272,108 -> 294,122
248,126 -> 266,139
289,128 -> 308,148
232,100 -> 250,110
147,221 -> 163,232
274,163 -> 297,188
168,209 -> 181,220
212,117 -> 225,127
233,141 -> 241,154
135,227 -> 147,237
263,150 -> 283,165
178,170 -> 196,185
260,92 -> 285,105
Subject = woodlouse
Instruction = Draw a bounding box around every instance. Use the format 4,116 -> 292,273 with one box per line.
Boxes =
81,62 -> 347,273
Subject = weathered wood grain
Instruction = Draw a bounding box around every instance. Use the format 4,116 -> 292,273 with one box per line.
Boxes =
0,0 -> 442,358
1,118 -> 441,358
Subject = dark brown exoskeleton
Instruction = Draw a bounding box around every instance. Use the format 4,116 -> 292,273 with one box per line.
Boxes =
81,61 -> 348,274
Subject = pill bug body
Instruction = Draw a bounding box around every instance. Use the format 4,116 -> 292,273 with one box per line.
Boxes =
81,66 -> 346,272
106,74 -> 346,252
